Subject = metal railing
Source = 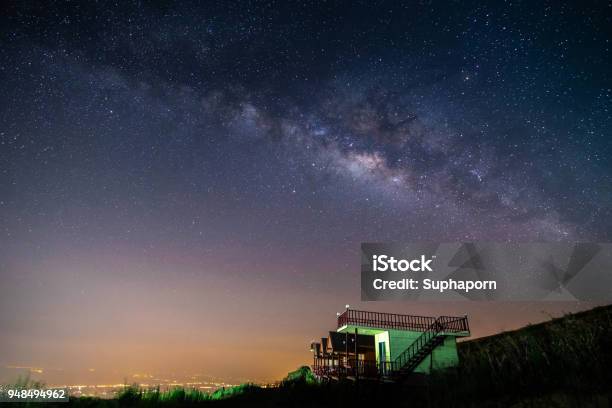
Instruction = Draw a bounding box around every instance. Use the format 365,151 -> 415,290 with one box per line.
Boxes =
393,318 -> 444,372
438,315 -> 470,333
337,309 -> 469,334
312,356 -> 388,379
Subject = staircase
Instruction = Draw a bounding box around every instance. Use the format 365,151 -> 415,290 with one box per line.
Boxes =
388,317 -> 447,378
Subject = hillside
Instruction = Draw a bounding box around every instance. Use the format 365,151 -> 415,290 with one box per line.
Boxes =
430,304 -> 612,405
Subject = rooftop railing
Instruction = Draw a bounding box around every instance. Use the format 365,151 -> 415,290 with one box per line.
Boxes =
337,309 -> 469,334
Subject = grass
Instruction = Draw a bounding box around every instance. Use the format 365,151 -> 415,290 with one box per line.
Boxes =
426,303 -> 612,406
114,383 -> 259,404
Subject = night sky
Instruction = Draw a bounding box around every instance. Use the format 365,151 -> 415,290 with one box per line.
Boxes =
1,1 -> 611,384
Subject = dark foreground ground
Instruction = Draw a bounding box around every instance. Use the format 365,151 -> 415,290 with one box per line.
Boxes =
10,304 -> 612,407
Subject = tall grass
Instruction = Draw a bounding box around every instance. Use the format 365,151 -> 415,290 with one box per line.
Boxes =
114,383 -> 259,404
428,304 -> 612,404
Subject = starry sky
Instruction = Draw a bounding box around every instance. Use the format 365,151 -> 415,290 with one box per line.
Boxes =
1,1 -> 611,385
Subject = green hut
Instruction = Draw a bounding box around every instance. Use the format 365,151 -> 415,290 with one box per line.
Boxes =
311,308 -> 470,380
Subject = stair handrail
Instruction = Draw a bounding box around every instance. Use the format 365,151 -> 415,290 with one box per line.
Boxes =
391,317 -> 446,372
